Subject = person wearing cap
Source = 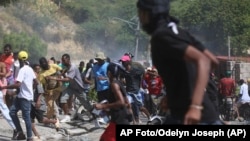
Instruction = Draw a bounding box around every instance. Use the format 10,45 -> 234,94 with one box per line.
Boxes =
92,52 -> 110,102
122,52 -> 145,71
124,52 -> 134,60
120,55 -> 151,124
92,52 -> 110,127
137,0 -> 222,125
0,51 -> 38,140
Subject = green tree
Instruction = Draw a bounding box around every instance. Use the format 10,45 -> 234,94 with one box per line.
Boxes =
0,0 -> 19,6
171,0 -> 250,56
2,32 -> 47,63
58,0 -> 148,59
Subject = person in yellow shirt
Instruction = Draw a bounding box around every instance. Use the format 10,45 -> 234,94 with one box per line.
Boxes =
31,63 -> 60,137
38,57 -> 62,120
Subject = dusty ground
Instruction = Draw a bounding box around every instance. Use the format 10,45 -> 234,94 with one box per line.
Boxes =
0,113 -> 105,141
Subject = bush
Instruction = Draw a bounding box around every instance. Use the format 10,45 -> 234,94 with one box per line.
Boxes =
88,88 -> 98,102
1,32 -> 47,62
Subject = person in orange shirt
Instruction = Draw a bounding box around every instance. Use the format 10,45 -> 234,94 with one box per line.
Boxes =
0,44 -> 15,108
0,44 -> 14,79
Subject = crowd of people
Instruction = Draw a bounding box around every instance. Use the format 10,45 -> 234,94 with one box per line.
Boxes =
0,0 -> 250,141
0,42 -> 166,141
217,70 -> 250,121
0,44 -> 248,141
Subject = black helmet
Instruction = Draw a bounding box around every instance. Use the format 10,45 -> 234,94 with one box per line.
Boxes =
137,0 -> 170,15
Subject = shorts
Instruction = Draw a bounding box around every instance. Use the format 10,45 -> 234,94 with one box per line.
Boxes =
60,87 -> 77,103
30,105 -> 45,123
60,87 -> 92,112
127,92 -> 144,107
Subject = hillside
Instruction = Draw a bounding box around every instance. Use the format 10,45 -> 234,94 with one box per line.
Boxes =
0,1 -> 95,63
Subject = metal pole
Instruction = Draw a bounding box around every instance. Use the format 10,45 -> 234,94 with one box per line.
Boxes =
228,36 -> 231,60
147,43 -> 151,63
111,16 -> 140,60
135,20 -> 140,61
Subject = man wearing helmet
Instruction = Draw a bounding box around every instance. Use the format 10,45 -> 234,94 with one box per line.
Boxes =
0,50 -> 38,140
137,0 -> 222,124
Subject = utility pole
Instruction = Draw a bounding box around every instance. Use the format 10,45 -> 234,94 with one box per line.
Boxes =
112,16 -> 140,61
146,43 -> 151,64
228,36 -> 231,60
134,19 -> 140,61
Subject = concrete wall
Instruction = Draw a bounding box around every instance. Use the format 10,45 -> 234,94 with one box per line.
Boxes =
226,61 -> 250,82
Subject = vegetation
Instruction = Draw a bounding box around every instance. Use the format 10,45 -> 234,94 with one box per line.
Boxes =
171,0 -> 250,56
2,32 -> 47,63
0,0 -> 249,60
58,0 -> 148,58
88,88 -> 98,102
0,0 -> 19,7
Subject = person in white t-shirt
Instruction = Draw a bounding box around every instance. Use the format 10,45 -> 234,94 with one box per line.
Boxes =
237,79 -> 250,106
0,51 -> 38,141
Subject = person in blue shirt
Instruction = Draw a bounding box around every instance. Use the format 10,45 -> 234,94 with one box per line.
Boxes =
92,52 -> 110,103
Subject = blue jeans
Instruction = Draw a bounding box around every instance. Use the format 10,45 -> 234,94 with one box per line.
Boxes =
9,97 -> 32,138
0,91 -> 16,129
127,91 -> 144,121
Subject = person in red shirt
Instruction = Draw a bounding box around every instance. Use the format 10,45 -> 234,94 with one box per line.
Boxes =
143,66 -> 164,115
0,44 -> 15,108
0,44 -> 14,80
218,71 -> 236,105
